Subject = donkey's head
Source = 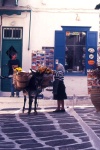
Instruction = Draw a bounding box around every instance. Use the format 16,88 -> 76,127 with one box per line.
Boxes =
27,70 -> 44,93
34,71 -> 44,92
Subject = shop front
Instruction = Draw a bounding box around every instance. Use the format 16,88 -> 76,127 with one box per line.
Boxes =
54,26 -> 98,75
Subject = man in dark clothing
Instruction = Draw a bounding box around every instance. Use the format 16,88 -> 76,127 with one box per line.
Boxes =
8,52 -> 20,97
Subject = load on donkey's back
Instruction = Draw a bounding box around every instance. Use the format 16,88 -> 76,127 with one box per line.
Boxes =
12,65 -> 53,114
13,65 -> 53,91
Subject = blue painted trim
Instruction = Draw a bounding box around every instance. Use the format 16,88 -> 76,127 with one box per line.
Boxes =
55,26 -> 97,76
61,26 -> 91,32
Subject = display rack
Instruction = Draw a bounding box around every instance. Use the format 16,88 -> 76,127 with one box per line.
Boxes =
31,50 -> 45,70
42,47 -> 54,70
31,47 -> 54,70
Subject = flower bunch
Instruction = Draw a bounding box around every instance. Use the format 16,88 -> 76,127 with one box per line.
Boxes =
13,67 -> 22,72
37,66 -> 53,74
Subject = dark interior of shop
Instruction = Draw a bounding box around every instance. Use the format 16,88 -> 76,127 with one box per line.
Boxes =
65,32 -> 86,75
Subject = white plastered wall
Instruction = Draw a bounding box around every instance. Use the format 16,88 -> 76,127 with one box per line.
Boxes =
1,12 -> 32,72
30,11 -> 99,50
1,10 -> 99,71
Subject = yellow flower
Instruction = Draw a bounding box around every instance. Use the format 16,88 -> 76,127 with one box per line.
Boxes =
37,66 -> 53,74
14,67 -> 22,72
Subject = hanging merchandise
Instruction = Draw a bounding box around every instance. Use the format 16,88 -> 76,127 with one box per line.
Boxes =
31,50 -> 45,70
31,47 -> 54,70
42,47 -> 54,70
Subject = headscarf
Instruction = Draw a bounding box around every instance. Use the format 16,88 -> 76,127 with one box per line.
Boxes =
56,63 -> 65,73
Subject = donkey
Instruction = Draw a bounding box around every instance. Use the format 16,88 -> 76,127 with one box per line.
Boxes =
14,68 -> 53,114
22,70 -> 44,114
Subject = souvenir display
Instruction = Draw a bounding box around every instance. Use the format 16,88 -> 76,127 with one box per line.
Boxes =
42,47 -> 54,70
31,50 -> 45,70
31,47 -> 54,70
89,54 -> 94,59
88,48 -> 95,53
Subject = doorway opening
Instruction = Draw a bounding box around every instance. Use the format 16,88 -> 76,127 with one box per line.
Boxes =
1,27 -> 22,92
65,31 -> 86,75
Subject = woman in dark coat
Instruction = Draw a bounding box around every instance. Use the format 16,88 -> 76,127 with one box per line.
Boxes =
53,63 -> 67,112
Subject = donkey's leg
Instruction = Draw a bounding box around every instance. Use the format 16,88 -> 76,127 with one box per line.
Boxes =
34,95 -> 38,114
28,93 -> 33,115
23,95 -> 26,113
23,90 -> 27,113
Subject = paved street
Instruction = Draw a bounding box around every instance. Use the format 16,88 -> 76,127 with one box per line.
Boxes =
0,97 -> 100,150
0,76 -> 100,150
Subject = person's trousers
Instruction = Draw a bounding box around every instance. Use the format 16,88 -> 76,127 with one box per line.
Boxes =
10,77 -> 19,96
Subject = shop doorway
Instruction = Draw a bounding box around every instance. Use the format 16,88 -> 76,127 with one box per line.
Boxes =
1,27 -> 22,92
54,26 -> 97,76
65,32 -> 86,74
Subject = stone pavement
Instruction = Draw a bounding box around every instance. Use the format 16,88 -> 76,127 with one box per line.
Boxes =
0,76 -> 100,150
0,96 -> 99,150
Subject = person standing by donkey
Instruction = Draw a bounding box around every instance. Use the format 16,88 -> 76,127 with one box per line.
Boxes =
53,63 -> 67,112
7,46 -> 21,97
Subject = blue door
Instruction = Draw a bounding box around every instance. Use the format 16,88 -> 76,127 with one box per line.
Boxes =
54,31 -> 65,69
1,27 -> 22,92
86,31 -> 97,71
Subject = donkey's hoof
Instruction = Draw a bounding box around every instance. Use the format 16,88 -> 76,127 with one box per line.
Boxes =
34,111 -> 37,115
28,111 -> 31,115
22,108 -> 25,113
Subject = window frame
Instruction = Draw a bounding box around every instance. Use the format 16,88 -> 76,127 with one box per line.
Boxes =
3,27 -> 22,39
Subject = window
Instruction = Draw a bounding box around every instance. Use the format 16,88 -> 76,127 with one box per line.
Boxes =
4,29 -> 12,38
3,28 -> 22,39
1,0 -> 18,6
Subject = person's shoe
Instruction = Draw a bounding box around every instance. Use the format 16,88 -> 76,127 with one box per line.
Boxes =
60,109 -> 65,112
10,95 -> 14,97
16,95 -> 19,97
53,109 -> 61,113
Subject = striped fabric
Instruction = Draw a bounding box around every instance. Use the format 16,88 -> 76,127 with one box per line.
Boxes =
54,70 -> 64,81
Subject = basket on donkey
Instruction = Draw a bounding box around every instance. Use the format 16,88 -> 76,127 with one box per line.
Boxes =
13,71 -> 32,91
42,73 -> 53,88
13,66 -> 53,91
36,66 -> 53,89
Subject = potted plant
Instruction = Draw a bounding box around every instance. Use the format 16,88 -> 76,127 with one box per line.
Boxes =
90,66 -> 100,112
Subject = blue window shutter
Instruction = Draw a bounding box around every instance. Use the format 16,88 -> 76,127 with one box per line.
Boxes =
86,31 -> 98,70
54,30 -> 65,69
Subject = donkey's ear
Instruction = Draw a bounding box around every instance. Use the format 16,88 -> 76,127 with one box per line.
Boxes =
30,69 -> 36,74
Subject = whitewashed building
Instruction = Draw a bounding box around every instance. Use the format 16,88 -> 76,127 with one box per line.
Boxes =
0,0 -> 100,95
